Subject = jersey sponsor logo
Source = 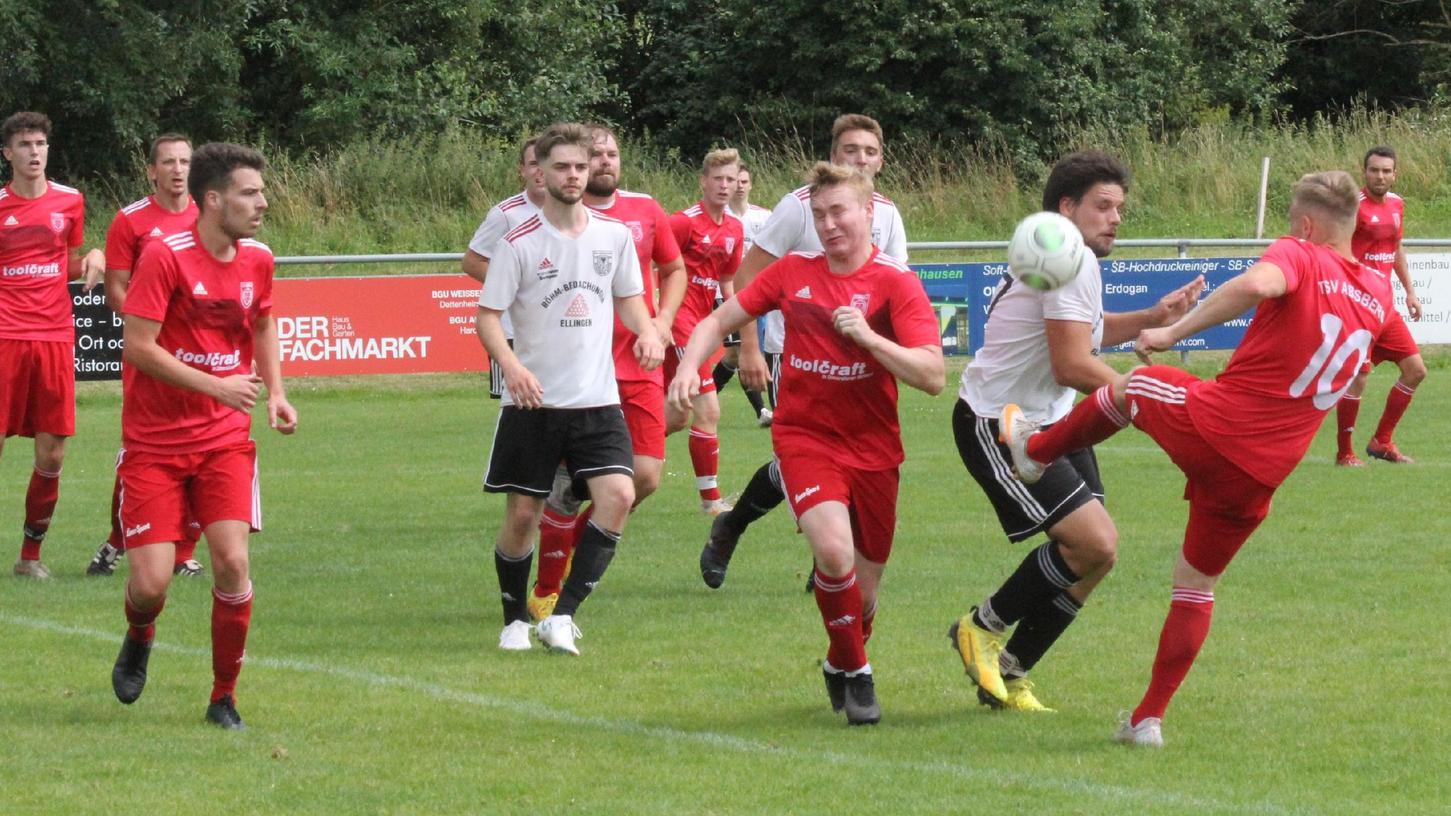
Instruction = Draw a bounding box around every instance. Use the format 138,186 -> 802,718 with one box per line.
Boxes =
192,281 -> 209,296
793,484 -> 820,503
788,353 -> 870,381
592,250 -> 614,276
125,522 -> 152,538
691,274 -> 720,291
794,285 -> 812,299
1,261 -> 61,278
3,215 -> 17,226
1370,215 -> 1379,223
540,279 -> 606,309
240,281 -> 255,309
850,293 -> 870,313
174,346 -> 243,371
50,213 -> 66,233
560,293 -> 593,327
149,226 -> 164,237
702,233 -> 712,244
536,256 -> 558,280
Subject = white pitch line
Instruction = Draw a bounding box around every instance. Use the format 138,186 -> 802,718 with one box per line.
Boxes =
2,612 -> 1305,816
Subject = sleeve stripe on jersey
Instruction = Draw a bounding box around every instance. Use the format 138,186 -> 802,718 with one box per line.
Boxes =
792,186 -> 811,201
163,233 -> 196,251
504,215 -> 543,243
121,197 -> 152,215
49,182 -> 81,195
498,193 -> 528,211
872,192 -> 895,205
618,190 -> 654,200
0,190 -> 9,202
789,250 -> 825,260
592,211 -> 626,226
239,238 -> 274,256
876,254 -> 912,273
684,204 -> 703,217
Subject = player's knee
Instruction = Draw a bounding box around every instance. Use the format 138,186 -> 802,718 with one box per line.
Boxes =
695,397 -> 721,427
592,478 -> 635,518
33,437 -> 66,472
1066,528 -> 1118,574
665,414 -> 688,435
210,549 -> 250,587
1400,356 -> 1427,387
632,469 -> 660,502
503,500 -> 541,535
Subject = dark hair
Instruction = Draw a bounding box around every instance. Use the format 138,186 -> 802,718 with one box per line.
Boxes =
148,133 -> 192,165
188,142 -> 267,211
2,111 -> 52,147
1042,150 -> 1131,212
1363,145 -> 1396,169
534,123 -> 593,163
518,136 -> 539,166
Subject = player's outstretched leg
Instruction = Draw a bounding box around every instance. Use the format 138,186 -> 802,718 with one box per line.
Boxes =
114,586 -> 165,704
698,460 -> 786,588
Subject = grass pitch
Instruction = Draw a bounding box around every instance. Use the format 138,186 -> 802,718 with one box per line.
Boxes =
1,354 -> 1446,815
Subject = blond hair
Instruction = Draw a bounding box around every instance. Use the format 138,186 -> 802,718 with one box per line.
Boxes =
830,114 -> 884,154
701,148 -> 740,174
805,161 -> 874,203
1290,171 -> 1359,232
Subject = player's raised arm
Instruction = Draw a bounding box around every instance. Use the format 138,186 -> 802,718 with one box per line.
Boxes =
1137,262 -> 1286,360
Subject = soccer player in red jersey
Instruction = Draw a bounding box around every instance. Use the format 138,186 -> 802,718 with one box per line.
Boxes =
666,148 -> 745,515
670,162 -> 944,724
85,134 -> 206,579
109,143 -> 297,730
998,171 -> 1393,747
524,124 -> 686,621
1332,145 -> 1426,465
712,162 -> 774,423
0,111 -> 105,579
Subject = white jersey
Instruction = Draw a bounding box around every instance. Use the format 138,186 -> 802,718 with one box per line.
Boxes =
960,251 -> 1104,424
468,191 -> 541,339
730,202 -> 773,253
479,209 -> 644,409
753,186 -> 909,353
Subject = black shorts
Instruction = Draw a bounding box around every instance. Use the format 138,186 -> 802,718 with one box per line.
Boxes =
952,399 -> 1104,543
488,339 -> 514,399
484,405 -> 635,497
766,352 -> 781,409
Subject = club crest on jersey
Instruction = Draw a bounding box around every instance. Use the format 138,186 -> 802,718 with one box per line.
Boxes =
627,221 -> 644,243
240,281 -> 255,309
871,227 -> 882,246
592,250 -> 613,277
724,237 -> 736,254
1393,213 -> 1401,227
50,213 -> 66,233
850,293 -> 870,313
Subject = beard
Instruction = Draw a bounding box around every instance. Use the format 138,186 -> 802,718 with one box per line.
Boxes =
586,174 -> 617,198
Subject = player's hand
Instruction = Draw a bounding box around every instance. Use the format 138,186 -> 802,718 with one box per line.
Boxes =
737,347 -> 770,391
80,249 -> 105,290
1406,293 -> 1423,321
503,364 -> 544,409
214,373 -> 263,411
1134,327 -> 1175,363
833,306 -> 878,348
634,330 -> 665,371
1156,274 -> 1205,325
268,395 -> 298,434
652,315 -> 674,345
667,370 -> 701,413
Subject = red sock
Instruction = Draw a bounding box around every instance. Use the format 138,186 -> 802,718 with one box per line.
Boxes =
1336,395 -> 1360,456
211,583 -> 254,703
1373,382 -> 1415,444
813,568 -> 867,672
534,506 -> 582,597
687,427 -> 721,502
1026,385 -> 1128,464
107,473 -> 124,550
21,466 -> 61,560
125,586 -> 166,643
1132,587 -> 1214,724
175,526 -> 199,566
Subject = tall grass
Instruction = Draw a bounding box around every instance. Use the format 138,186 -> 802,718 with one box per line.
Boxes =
86,106 -> 1451,273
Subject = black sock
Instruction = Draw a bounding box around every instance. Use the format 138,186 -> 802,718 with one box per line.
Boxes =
1002,591 -> 1082,678
744,385 -> 765,417
554,521 -> 620,617
713,361 -> 737,389
975,541 -> 1080,630
722,460 -> 785,535
494,546 -> 533,624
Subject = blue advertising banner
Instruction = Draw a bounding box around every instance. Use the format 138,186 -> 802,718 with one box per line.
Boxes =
911,257 -> 1260,355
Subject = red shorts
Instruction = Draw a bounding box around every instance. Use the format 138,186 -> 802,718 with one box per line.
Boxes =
1361,310 -> 1419,371
0,339 -> 75,438
1125,366 -> 1276,577
662,345 -> 724,395
619,379 -> 666,460
118,440 -> 260,548
775,435 -> 900,565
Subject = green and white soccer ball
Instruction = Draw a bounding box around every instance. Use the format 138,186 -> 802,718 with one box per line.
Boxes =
1007,211 -> 1086,291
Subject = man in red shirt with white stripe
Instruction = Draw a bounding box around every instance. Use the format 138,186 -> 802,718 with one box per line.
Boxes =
110,142 -> 297,730
0,111 -> 104,579
670,162 -> 944,725
85,133 -> 205,578
1332,145 -> 1426,465
666,148 -> 745,515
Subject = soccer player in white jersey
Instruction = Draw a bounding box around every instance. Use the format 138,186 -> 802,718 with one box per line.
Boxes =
714,162 -> 774,423
699,114 -> 908,590
464,136 -> 545,399
948,151 -> 1202,711
476,123 -> 665,656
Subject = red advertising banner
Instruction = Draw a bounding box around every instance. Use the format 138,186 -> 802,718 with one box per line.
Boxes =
274,274 -> 487,377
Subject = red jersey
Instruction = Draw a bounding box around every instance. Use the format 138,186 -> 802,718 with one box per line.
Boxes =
586,190 -> 681,383
0,182 -> 86,342
105,195 -> 199,272
736,248 -> 940,470
1188,237 -> 1391,487
1351,189 -> 1403,276
122,230 -> 275,454
669,202 -> 744,346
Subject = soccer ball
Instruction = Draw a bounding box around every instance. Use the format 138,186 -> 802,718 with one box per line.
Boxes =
1007,212 -> 1086,291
